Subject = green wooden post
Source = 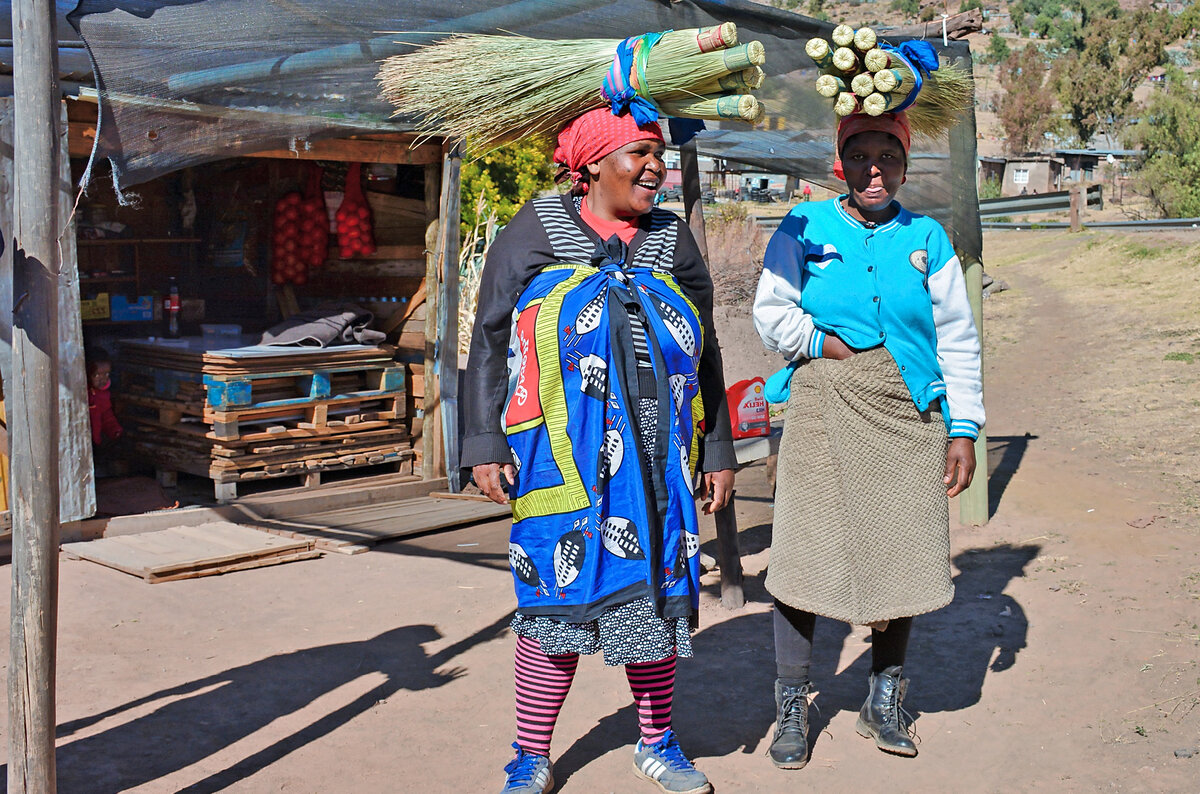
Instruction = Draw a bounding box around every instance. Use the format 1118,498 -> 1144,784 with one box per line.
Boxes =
959,253 -> 988,526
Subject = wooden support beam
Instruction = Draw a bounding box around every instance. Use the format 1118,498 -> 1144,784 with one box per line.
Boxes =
248,138 -> 441,165
9,0 -> 62,789
436,143 -> 463,489
679,139 -> 709,259
422,161 -> 441,481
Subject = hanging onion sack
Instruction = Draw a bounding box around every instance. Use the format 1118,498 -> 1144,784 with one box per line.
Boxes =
299,164 -> 329,276
335,162 -> 376,260
270,190 -> 307,286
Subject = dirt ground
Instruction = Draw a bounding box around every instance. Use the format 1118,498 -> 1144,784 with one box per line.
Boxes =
3,229 -> 1199,793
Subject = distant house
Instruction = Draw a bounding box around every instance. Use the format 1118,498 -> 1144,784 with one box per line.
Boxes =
987,155 -> 1063,196
1054,148 -> 1140,184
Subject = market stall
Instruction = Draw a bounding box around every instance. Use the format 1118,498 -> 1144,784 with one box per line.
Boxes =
65,96 -> 458,503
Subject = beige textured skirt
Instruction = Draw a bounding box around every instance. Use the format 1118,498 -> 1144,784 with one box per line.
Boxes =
766,347 -> 953,624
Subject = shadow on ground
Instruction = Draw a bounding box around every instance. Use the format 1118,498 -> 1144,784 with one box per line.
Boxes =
32,612 -> 512,793
988,434 -> 1038,518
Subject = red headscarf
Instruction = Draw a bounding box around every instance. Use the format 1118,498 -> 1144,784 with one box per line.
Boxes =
832,111 -> 912,180
554,107 -> 664,193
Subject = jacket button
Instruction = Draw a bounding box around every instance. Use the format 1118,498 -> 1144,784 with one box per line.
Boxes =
872,296 -> 879,303
867,266 -> 874,272
879,332 -> 885,339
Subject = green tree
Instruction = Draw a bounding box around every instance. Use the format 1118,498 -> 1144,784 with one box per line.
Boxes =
459,141 -> 555,238
1051,3 -> 1180,145
890,0 -> 920,19
985,33 -> 1011,65
997,49 -> 1058,154
1125,68 -> 1200,217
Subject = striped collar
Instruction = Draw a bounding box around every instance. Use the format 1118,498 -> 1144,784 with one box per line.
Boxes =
834,194 -> 905,234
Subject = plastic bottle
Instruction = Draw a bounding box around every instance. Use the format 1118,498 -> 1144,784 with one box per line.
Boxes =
164,277 -> 181,338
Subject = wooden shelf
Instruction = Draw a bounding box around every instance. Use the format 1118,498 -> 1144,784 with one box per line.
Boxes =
79,237 -> 201,246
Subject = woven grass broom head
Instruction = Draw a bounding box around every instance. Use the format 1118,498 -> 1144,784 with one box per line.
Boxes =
376,26 -> 767,154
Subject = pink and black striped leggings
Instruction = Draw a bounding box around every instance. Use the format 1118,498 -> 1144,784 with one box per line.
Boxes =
513,634 -> 675,756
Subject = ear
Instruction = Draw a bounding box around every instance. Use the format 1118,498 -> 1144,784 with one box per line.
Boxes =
586,161 -> 602,180
902,175 -> 907,184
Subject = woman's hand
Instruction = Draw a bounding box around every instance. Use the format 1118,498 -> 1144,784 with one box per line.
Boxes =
701,469 -> 735,514
944,438 -> 977,497
821,334 -> 856,360
473,462 -> 516,505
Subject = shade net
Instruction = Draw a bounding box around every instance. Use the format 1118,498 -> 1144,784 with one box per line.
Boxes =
55,0 -> 980,256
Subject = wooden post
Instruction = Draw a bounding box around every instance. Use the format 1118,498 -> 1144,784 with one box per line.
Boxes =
680,140 -> 744,607
9,0 -> 61,790
713,492 -> 745,609
959,254 -> 989,526
679,139 -> 709,259
1069,184 -> 1082,232
436,142 -> 462,490
422,161 -> 441,481
946,46 -> 989,527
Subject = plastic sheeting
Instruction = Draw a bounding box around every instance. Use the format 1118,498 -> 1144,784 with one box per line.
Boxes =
53,0 -> 979,256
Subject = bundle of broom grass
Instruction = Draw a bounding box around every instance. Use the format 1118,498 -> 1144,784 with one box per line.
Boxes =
805,23 -> 972,138
377,24 -> 767,152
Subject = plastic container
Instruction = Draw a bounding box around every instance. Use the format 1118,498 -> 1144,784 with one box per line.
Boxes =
201,323 -> 243,350
725,376 -> 770,440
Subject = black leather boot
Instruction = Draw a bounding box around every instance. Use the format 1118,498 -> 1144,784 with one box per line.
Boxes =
768,680 -> 810,769
855,665 -> 917,757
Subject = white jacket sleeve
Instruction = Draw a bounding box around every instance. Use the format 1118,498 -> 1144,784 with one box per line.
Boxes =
753,230 -> 826,361
928,252 -> 985,437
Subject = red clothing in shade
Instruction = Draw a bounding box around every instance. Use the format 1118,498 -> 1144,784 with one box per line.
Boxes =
88,384 -> 123,445
579,197 -> 639,244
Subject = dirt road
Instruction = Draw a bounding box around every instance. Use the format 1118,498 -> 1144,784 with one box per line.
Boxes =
2,230 -> 1198,792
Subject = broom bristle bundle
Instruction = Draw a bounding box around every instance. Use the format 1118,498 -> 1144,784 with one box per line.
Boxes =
873,67 -> 906,94
377,27 -> 766,152
658,93 -> 762,123
803,27 -> 974,140
693,22 -> 738,53
863,48 -> 891,72
834,92 -> 860,117
853,28 -> 877,53
832,47 -> 859,73
815,74 -> 846,98
805,37 -> 833,69
863,92 -> 902,116
850,72 -> 876,98
832,25 -> 855,47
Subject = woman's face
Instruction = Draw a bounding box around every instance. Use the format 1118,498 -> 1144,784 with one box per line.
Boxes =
841,130 -> 907,216
586,139 -> 667,220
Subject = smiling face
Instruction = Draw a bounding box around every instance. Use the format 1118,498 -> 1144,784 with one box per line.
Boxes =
585,139 -> 667,220
840,130 -> 907,222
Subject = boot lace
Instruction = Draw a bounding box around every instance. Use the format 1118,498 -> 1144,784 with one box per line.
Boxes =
883,678 -> 918,742
773,685 -> 811,740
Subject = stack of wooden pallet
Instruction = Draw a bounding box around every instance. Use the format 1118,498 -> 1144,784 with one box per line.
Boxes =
118,339 -> 414,501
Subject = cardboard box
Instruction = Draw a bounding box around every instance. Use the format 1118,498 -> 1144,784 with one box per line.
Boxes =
80,293 -> 110,321
110,294 -> 155,322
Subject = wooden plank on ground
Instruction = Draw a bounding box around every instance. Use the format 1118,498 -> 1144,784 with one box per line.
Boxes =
62,522 -> 319,583
251,495 -> 510,551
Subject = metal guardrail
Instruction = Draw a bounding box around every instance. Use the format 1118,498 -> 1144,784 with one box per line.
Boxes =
982,217 -> 1200,230
978,185 -> 1103,218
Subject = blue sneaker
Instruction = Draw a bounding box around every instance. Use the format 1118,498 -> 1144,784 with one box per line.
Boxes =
632,730 -> 712,794
501,743 -> 554,793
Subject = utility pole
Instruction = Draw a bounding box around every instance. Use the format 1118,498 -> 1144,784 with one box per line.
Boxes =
9,0 -> 62,791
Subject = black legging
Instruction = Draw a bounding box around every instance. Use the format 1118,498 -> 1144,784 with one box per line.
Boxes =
774,599 -> 912,685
